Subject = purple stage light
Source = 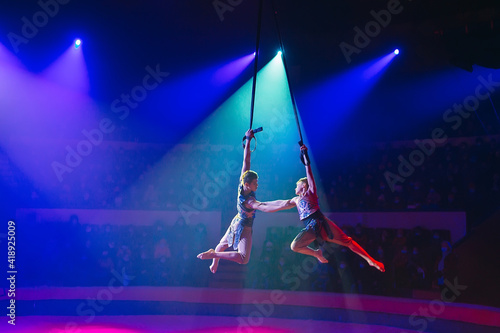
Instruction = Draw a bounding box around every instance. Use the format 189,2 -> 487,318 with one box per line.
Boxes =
363,52 -> 397,80
0,43 -> 24,68
0,57 -> 100,192
211,53 -> 254,86
42,44 -> 89,93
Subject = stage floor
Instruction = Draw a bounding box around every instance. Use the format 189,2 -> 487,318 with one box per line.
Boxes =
1,286 -> 499,333
3,315 -> 425,333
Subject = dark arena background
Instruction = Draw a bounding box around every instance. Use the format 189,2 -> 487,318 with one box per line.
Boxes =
1,0 -> 500,332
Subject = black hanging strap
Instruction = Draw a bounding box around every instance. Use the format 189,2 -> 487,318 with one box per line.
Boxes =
242,0 -> 265,150
249,0 -> 264,130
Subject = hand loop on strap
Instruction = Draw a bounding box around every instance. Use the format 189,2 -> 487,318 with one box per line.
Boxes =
300,149 -> 310,166
242,136 -> 258,153
242,127 -> 262,152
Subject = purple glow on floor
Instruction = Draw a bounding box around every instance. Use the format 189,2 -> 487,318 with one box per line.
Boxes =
0,315 -> 427,333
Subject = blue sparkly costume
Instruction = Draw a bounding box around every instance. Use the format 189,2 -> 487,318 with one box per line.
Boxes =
226,184 -> 256,249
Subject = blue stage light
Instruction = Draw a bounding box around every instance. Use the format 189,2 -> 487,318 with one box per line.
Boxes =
74,39 -> 81,49
394,49 -> 399,55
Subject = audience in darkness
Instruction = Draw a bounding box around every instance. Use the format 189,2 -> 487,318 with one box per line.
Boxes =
3,127 -> 499,297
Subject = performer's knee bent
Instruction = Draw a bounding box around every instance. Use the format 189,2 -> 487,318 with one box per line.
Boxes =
235,253 -> 250,265
343,236 -> 354,247
290,241 -> 302,253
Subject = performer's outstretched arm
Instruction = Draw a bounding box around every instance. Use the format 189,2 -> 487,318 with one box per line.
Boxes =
241,129 -> 254,176
246,198 -> 296,213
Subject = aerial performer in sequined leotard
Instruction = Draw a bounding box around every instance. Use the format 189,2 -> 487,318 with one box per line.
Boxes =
196,129 -> 294,273
286,145 -> 385,272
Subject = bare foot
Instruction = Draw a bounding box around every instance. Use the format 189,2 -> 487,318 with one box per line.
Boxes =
368,259 -> 385,272
197,249 -> 216,260
314,249 -> 328,263
209,259 -> 219,273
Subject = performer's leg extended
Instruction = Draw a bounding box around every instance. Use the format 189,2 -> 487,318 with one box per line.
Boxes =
325,220 -> 385,272
291,229 -> 328,263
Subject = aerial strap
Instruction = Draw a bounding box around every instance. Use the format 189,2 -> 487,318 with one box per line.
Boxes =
243,0 -> 265,151
249,0 -> 264,130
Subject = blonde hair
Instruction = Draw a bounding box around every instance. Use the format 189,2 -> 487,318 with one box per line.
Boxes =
297,177 -> 308,189
241,170 -> 258,185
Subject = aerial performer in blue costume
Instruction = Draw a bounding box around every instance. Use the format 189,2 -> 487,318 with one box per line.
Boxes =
197,129 -> 294,273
